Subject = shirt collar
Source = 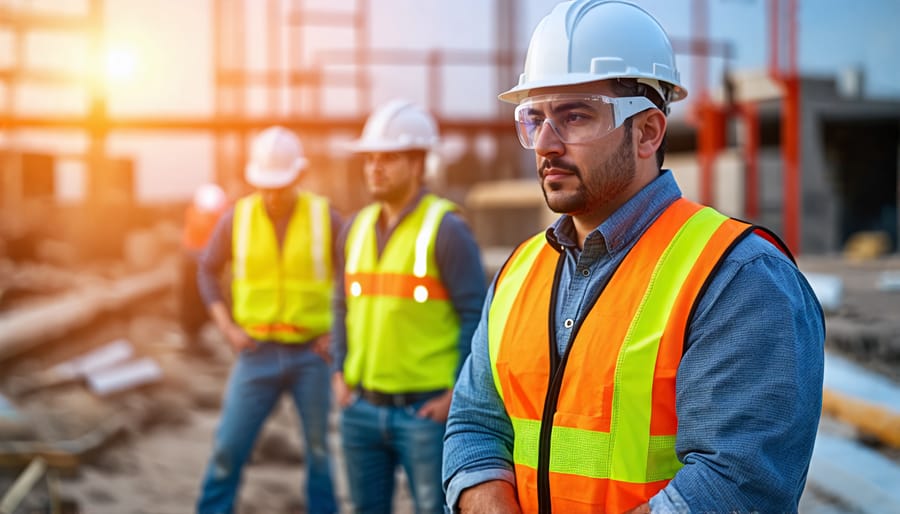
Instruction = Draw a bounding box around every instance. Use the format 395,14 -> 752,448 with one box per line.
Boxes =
545,170 -> 682,255
377,187 -> 428,230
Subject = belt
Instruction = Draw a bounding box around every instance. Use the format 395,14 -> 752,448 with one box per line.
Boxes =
358,387 -> 445,407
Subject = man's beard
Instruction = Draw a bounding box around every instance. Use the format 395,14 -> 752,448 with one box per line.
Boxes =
540,124 -> 636,216
370,182 -> 407,204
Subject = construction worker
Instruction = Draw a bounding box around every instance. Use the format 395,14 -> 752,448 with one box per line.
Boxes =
179,182 -> 227,353
195,126 -> 339,514
331,99 -> 487,514
442,2 -> 825,513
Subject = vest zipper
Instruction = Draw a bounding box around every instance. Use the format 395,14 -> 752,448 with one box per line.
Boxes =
536,256 -> 568,514
536,252 -> 609,514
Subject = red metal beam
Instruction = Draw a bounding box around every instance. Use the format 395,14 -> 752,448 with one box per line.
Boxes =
740,103 -> 760,220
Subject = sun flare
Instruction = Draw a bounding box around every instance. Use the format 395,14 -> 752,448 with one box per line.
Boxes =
105,47 -> 138,83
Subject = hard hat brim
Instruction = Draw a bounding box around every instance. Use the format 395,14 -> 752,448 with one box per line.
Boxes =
245,158 -> 307,189
499,74 -> 688,105
347,139 -> 435,154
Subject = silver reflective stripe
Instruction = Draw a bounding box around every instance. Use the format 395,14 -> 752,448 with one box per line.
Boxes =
309,196 -> 326,280
414,199 -> 447,278
233,198 -> 255,279
346,205 -> 380,274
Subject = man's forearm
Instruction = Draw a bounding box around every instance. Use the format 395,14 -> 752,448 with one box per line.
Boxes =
208,301 -> 233,331
458,480 -> 521,514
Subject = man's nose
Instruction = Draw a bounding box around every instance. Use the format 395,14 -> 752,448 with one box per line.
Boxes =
534,118 -> 565,156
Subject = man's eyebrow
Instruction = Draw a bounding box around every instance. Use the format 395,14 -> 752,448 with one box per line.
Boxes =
549,100 -> 593,115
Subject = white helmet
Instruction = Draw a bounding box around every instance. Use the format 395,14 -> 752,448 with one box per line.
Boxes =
193,183 -> 226,212
499,0 -> 687,104
245,126 -> 308,189
350,99 -> 439,153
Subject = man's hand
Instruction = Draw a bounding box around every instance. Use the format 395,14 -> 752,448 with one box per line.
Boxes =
332,372 -> 353,408
209,301 -> 256,353
312,333 -> 332,363
223,322 -> 255,352
458,480 -> 522,514
417,389 -> 453,422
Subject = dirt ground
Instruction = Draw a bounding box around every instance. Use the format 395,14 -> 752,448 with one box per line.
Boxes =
1,253 -> 899,514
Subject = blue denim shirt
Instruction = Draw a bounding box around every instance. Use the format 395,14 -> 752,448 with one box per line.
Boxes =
330,189 -> 487,380
442,171 -> 825,513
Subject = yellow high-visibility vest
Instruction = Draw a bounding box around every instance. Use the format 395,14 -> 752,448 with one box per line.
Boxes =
231,191 -> 333,343
343,194 -> 459,393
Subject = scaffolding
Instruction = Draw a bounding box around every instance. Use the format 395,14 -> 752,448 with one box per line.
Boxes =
0,0 -> 524,256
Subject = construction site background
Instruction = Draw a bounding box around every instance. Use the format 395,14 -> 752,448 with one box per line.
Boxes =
0,0 -> 899,512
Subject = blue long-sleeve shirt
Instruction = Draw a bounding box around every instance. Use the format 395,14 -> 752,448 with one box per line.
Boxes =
330,189 -> 487,381
197,194 -> 344,344
442,171 -> 825,513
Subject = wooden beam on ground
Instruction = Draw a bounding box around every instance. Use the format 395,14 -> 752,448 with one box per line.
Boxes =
0,265 -> 175,363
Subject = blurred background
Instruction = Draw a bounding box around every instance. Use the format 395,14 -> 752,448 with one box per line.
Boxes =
0,0 -> 898,513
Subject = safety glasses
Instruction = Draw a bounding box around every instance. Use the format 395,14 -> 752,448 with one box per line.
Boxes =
513,93 -> 658,149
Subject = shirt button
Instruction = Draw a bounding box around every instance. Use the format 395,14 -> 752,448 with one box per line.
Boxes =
581,268 -> 590,276
564,318 -> 574,328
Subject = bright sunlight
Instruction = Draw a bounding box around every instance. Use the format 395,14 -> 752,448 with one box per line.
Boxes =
105,46 -> 138,83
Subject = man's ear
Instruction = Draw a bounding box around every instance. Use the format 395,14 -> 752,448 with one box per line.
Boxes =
635,109 -> 666,160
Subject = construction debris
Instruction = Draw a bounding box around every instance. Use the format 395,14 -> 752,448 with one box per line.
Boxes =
0,457 -> 48,514
86,357 -> 163,397
0,263 -> 176,363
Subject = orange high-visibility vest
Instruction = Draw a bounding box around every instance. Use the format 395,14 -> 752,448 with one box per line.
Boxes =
183,204 -> 225,251
489,199 -> 780,513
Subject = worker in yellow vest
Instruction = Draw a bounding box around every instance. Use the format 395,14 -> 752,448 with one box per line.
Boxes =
196,126 -> 340,514
331,99 -> 487,514
442,2 -> 825,513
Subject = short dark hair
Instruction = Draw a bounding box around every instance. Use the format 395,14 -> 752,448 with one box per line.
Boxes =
611,78 -> 668,170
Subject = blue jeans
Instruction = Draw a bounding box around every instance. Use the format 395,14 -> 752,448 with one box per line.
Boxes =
340,396 -> 446,514
197,342 -> 337,514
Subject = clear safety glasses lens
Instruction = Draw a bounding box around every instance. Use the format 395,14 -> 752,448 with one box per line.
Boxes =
513,94 -> 657,149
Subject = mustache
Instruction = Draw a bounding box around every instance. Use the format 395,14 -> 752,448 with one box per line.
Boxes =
540,158 -> 581,177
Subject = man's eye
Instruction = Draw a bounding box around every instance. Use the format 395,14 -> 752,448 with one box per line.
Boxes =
525,115 -> 545,127
563,112 -> 590,124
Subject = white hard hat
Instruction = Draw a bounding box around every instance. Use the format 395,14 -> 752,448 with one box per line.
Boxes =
245,126 -> 308,189
499,0 -> 687,104
350,99 -> 439,153
193,183 -> 226,212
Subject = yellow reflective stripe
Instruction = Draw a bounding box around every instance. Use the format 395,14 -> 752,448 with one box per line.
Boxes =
233,197 -> 255,280
414,197 -> 453,278
511,416 -> 543,468
488,234 -> 547,401
610,207 -> 726,482
511,416 -> 676,479
309,195 -> 327,281
647,434 -> 681,482
346,204 -> 380,274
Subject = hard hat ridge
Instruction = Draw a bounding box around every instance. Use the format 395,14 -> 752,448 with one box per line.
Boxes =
500,0 -> 687,104
350,99 -> 439,153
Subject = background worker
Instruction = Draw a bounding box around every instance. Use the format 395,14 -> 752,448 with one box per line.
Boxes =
442,2 -> 825,513
195,126 -> 340,514
331,99 -> 487,514
179,182 -> 227,354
